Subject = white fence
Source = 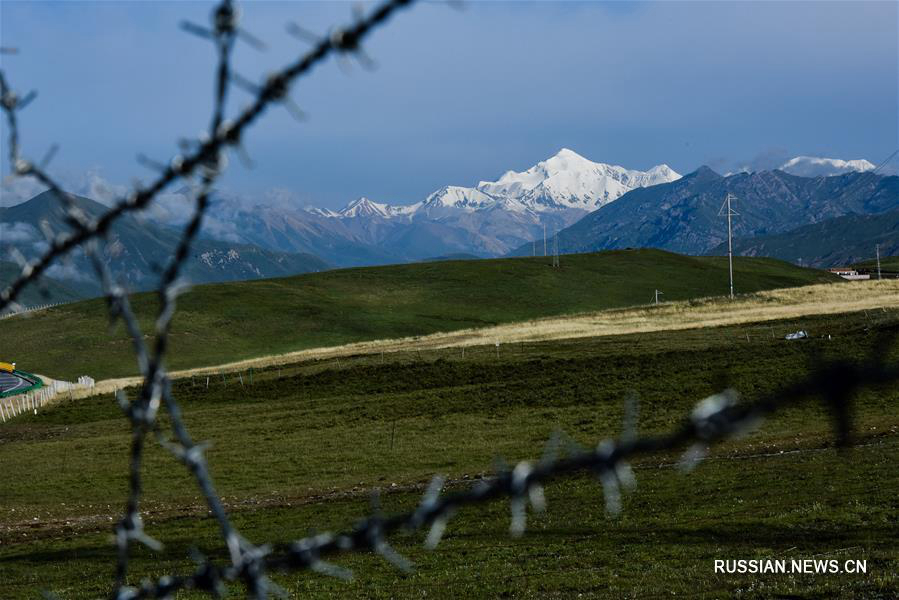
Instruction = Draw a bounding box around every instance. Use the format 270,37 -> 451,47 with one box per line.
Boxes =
0,376 -> 95,423
0,302 -> 62,320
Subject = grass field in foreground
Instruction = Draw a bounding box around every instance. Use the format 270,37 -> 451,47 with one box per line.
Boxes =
1,308 -> 897,598
0,249 -> 838,380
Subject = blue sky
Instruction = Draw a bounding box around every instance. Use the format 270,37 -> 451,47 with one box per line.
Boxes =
1,0 -> 896,209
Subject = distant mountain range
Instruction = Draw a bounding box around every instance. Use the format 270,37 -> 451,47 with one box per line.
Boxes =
710,210 -> 899,267
3,151 -> 893,304
0,191 -> 329,301
510,166 -> 898,260
196,149 -> 681,265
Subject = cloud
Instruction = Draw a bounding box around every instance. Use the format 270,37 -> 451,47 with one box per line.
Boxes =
46,260 -> 94,283
0,178 -> 49,207
0,222 -> 49,263
0,221 -> 40,244
49,172 -> 315,245
82,169 -> 129,205
726,148 -> 792,175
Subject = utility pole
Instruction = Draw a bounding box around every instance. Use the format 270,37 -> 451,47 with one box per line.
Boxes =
543,223 -> 547,257
552,229 -> 560,268
654,289 -> 663,305
719,193 -> 739,299
876,243 -> 882,280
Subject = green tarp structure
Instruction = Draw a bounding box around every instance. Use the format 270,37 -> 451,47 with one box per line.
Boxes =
0,369 -> 44,398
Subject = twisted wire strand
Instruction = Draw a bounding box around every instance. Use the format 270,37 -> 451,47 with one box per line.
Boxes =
1,1 -> 897,599
0,0 -> 415,310
117,342 -> 899,599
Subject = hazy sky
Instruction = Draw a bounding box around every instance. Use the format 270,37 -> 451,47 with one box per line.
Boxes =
1,0 -> 896,209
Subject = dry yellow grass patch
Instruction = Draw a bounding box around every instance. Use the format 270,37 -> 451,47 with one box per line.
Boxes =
82,280 -> 898,397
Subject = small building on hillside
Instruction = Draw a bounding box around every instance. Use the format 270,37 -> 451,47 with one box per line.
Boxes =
827,268 -> 870,280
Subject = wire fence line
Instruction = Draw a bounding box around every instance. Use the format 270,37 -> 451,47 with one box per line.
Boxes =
1,1 -> 898,599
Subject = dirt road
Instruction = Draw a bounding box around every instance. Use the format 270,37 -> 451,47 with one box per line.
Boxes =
83,280 -> 899,397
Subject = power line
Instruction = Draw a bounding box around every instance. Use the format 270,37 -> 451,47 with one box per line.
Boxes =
552,229 -> 560,268
718,193 -> 739,299
876,243 -> 882,280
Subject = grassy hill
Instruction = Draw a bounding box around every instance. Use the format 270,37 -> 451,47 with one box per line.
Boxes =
1,308 -> 897,598
852,255 -> 899,276
0,249 -> 838,380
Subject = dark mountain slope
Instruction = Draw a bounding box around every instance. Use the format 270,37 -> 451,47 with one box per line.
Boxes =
1,191 -> 329,298
710,210 -> 899,267
0,261 -> 83,308
510,169 -> 898,256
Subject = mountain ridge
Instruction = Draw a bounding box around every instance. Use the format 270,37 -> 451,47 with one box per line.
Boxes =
1,191 -> 330,298
709,209 -> 899,267
509,167 -> 898,257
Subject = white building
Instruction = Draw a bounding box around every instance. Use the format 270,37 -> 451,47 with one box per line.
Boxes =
828,268 -> 870,280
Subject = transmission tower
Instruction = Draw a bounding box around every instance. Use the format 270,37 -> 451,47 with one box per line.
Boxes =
718,193 -> 739,299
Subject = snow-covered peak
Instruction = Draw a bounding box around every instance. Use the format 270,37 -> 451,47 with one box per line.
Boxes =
423,186 -> 496,210
323,149 -> 682,221
339,197 -> 390,218
477,148 -> 680,211
306,206 -> 340,218
337,197 -> 418,219
780,156 -> 876,178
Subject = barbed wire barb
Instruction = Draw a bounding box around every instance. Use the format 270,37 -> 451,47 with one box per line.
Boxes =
0,1 -> 897,598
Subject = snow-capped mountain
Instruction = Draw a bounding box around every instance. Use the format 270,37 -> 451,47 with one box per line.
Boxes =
165,149 -> 682,266
416,186 -> 497,218
305,149 -> 681,260
779,156 -> 876,178
328,148 -> 679,223
477,148 -> 680,212
337,197 -> 419,219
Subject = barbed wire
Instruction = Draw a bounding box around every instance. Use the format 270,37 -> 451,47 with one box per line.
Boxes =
0,0 -> 414,311
102,336 -> 899,599
1,1 -> 418,597
1,1 -> 898,599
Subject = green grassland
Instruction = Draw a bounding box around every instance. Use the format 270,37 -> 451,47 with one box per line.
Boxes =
0,250 -> 838,380
1,308 -> 897,598
853,255 -> 899,274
